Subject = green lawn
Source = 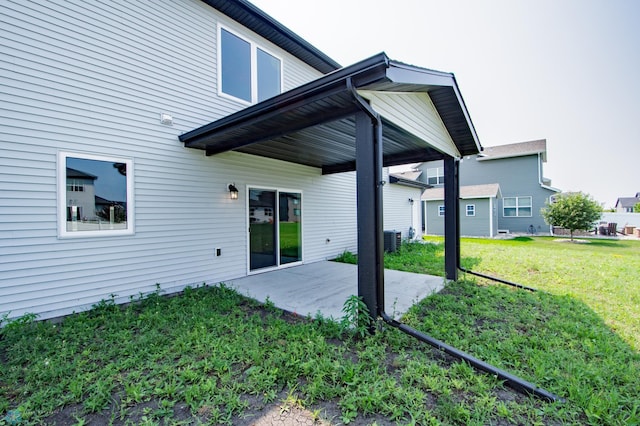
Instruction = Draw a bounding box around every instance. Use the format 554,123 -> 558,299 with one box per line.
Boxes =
1,237 -> 639,425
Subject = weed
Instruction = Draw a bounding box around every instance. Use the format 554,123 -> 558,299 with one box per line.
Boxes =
340,295 -> 372,338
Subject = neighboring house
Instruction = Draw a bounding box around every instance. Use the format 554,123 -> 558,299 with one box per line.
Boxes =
615,193 -> 640,213
416,139 -> 560,235
422,184 -> 501,237
1,0 -> 480,321
385,172 -> 429,240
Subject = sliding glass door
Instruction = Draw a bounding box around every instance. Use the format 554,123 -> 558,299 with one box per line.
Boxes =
249,188 -> 302,271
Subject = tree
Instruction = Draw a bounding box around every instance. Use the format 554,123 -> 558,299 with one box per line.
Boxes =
541,192 -> 602,241
634,203 -> 640,213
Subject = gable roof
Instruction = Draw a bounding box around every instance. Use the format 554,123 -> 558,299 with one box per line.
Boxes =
181,53 -> 481,174
477,139 -> 547,162
615,197 -> 640,208
422,183 -> 501,201
202,0 -> 340,73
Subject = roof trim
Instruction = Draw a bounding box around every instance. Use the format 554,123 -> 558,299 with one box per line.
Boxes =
180,53 -> 481,172
389,174 -> 430,189
201,0 -> 340,73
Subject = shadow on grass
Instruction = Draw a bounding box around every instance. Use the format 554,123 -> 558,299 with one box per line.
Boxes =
402,279 -> 640,425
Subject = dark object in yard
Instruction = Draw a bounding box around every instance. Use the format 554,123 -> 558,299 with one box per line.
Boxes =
381,312 -> 565,403
459,267 -> 538,292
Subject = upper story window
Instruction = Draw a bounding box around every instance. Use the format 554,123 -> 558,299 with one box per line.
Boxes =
219,27 -> 282,104
58,152 -> 134,238
503,196 -> 532,217
426,167 -> 445,185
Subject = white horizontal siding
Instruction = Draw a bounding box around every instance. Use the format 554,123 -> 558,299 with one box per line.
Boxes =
383,170 -> 422,240
0,0 -> 341,321
358,91 -> 459,158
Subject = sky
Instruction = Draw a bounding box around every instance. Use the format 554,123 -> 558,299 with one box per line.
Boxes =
250,0 -> 639,208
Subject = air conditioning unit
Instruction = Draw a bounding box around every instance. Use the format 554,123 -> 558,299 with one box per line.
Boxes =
384,230 -> 402,253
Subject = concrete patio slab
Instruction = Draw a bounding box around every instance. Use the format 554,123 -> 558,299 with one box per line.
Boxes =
227,261 -> 445,320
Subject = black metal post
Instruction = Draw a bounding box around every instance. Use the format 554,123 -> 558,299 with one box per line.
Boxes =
355,110 -> 383,319
444,156 -> 459,280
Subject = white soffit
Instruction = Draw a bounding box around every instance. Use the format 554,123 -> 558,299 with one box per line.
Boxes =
358,90 -> 461,158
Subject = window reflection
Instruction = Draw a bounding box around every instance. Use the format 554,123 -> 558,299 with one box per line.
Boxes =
65,157 -> 128,232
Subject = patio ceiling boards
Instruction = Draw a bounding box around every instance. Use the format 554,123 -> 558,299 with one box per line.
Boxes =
179,52 -> 481,172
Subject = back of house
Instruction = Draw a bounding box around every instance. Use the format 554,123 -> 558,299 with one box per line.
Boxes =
1,0 -> 357,321
1,0 -> 479,321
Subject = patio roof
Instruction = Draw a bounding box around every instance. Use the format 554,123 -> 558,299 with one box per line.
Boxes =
180,53 -> 481,174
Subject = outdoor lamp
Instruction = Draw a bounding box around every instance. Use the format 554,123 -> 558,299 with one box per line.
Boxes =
228,183 -> 239,200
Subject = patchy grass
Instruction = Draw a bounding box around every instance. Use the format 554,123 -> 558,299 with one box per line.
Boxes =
2,237 -> 640,425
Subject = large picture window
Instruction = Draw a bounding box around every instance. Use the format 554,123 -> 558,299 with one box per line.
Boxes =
219,27 -> 282,104
503,196 -> 532,217
58,152 -> 134,238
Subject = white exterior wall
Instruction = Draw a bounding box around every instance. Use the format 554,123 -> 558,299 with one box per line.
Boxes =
383,171 -> 423,240
0,0 -> 358,321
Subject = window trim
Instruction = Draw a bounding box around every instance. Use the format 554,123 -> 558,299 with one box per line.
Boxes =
217,25 -> 283,105
57,151 -> 134,238
466,204 -> 476,217
502,196 -> 533,218
426,166 -> 445,185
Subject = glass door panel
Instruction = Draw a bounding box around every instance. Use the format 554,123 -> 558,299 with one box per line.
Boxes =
249,189 -> 276,270
279,192 -> 301,265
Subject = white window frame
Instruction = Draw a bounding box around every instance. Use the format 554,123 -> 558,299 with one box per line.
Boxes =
57,151 -> 134,238
438,205 -> 445,217
217,25 -> 283,105
502,196 -> 533,218
426,167 -> 445,185
466,204 -> 476,217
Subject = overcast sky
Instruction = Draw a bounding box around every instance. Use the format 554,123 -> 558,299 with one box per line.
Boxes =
250,0 -> 639,208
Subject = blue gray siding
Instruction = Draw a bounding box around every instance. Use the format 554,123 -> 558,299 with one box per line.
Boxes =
424,198 -> 494,237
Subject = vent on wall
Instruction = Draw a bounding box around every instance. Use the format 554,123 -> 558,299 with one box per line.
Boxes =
384,231 -> 402,253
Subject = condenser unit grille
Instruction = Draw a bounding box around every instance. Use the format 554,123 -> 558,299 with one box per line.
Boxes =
383,230 -> 402,253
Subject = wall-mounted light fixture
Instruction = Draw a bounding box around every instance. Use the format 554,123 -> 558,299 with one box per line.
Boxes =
408,198 -> 414,204
228,183 -> 239,200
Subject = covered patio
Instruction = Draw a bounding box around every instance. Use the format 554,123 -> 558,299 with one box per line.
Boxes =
227,260 -> 445,320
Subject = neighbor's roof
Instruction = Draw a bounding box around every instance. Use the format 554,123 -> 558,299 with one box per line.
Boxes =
66,167 -> 97,180
422,183 -> 501,201
478,139 -> 547,162
389,172 -> 429,189
391,170 -> 423,181
615,197 -> 640,208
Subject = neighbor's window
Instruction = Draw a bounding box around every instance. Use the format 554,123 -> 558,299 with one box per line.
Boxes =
466,204 -> 476,216
503,196 -> 532,217
58,152 -> 134,238
438,205 -> 445,217
219,27 -> 282,104
426,167 -> 445,185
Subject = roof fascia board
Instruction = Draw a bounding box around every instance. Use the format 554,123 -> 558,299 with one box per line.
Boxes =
386,61 -> 457,87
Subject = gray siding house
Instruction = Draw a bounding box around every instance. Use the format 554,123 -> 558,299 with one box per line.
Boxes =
423,184 -> 501,237
615,193 -> 640,213
1,0 -> 480,321
417,139 -> 559,235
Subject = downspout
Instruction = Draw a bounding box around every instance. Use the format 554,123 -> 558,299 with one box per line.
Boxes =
346,81 -> 561,403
